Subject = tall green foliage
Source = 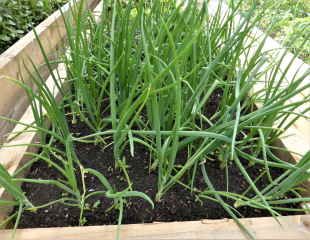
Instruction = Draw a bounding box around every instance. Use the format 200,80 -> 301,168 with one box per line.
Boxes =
0,1 -> 309,238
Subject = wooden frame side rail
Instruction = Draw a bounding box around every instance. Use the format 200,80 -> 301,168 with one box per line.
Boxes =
0,0 -> 100,143
1,215 -> 310,240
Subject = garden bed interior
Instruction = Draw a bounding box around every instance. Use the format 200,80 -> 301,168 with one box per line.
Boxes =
0,0 -> 309,239
17,109 -> 302,228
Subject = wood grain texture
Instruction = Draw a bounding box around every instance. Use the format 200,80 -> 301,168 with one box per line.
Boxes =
0,0 -> 99,143
207,0 -> 310,161
0,215 -> 309,240
0,1 -> 102,223
207,1 -> 310,199
0,63 -> 66,222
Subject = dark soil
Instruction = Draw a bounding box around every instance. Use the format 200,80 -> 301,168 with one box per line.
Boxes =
17,121 -> 301,228
15,89 -> 301,228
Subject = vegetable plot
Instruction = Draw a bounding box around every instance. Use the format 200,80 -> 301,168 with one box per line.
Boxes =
0,1 -> 309,239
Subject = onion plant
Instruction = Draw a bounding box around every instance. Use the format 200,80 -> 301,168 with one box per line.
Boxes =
0,0 -> 309,239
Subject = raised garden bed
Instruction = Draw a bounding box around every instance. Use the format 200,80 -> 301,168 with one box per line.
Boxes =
0,0 -> 309,239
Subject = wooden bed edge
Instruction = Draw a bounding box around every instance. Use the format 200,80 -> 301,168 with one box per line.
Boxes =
0,1 -> 103,223
0,0 -> 100,143
0,0 -> 99,62
0,215 -> 309,240
0,62 -> 67,222
206,0 -> 310,149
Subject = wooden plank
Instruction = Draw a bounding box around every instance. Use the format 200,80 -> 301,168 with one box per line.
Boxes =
206,1 -> 310,200
0,215 -> 309,240
0,1 -> 103,223
0,0 -> 99,144
0,63 -> 66,222
207,0 -> 310,162
0,0 -> 102,173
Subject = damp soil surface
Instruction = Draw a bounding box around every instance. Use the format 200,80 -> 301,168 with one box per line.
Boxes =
17,121 -> 301,228
17,90 -> 301,228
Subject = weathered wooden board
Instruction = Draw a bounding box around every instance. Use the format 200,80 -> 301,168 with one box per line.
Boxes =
207,0 -> 310,161
207,1 -> 310,200
0,0 -> 99,144
0,63 -> 66,221
0,215 -> 310,240
0,1 -> 103,223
